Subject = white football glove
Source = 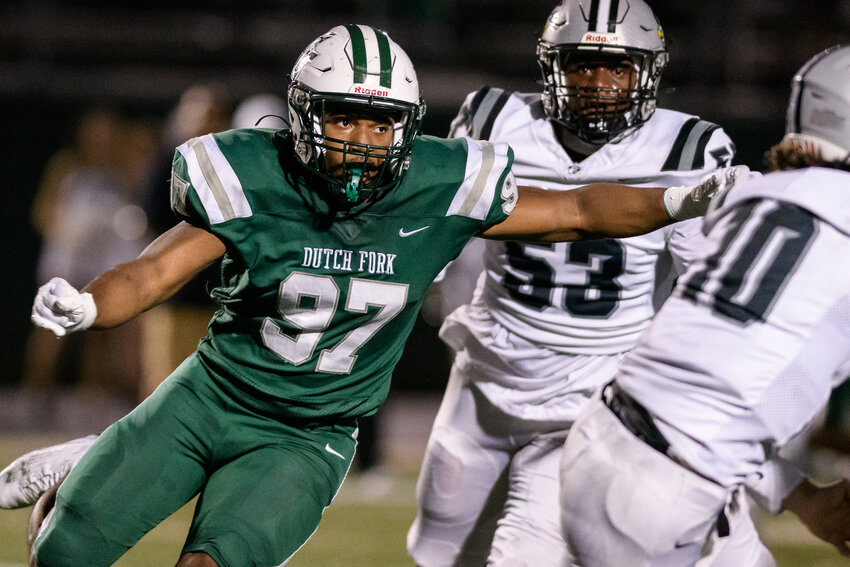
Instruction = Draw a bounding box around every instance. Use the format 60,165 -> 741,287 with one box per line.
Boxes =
31,277 -> 97,337
663,165 -> 757,220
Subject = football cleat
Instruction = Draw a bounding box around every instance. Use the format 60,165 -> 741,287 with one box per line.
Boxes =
0,435 -> 97,509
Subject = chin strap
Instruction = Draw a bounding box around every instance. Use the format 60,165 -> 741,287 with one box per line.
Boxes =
345,168 -> 362,203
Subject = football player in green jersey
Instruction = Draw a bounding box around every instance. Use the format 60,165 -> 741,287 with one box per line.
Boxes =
20,24 -> 743,567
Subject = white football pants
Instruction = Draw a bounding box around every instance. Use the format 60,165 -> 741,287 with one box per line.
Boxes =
560,396 -> 776,567
408,363 -> 572,567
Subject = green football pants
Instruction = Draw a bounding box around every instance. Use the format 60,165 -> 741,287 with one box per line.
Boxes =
34,353 -> 357,567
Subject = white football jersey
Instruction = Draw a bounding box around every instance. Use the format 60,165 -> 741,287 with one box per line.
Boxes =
619,167 -> 850,511
445,88 -> 736,355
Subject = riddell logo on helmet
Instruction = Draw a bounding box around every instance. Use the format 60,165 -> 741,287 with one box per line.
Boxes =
582,32 -> 621,44
353,86 -> 389,97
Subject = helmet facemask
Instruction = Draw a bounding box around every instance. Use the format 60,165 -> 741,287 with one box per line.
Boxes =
289,85 -> 424,209
538,43 -> 666,144
537,0 -> 669,145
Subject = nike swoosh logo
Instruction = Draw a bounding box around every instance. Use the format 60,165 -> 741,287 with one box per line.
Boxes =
398,226 -> 430,237
325,443 -> 346,460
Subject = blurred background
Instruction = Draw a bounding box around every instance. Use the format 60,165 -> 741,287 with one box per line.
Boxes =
1,1 -> 850,564
2,0 -> 849,408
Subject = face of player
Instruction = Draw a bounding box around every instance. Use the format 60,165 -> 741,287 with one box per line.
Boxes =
321,103 -> 396,186
564,52 -> 637,119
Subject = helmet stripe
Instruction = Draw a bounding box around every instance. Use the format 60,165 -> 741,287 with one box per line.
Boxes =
373,28 -> 393,88
788,47 -> 833,134
790,79 -> 803,135
607,0 -> 620,32
345,24 -> 368,84
586,0 -> 600,32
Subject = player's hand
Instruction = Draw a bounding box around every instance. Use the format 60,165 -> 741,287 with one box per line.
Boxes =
31,277 -> 97,337
663,165 -> 756,220
782,478 -> 850,557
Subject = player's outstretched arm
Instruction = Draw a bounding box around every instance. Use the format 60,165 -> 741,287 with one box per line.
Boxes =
480,183 -> 668,242
480,165 -> 748,243
32,222 -> 226,335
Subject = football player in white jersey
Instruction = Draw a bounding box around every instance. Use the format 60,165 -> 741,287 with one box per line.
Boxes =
407,1 -> 771,566
560,43 -> 850,566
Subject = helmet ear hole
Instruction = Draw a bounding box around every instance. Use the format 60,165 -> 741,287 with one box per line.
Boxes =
287,85 -> 316,165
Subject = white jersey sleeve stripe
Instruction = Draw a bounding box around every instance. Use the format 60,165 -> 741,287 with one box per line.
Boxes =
177,138 -> 225,224
178,135 -> 252,225
676,121 -> 716,171
197,135 -> 253,219
471,89 -> 506,140
465,140 -> 495,216
189,137 -> 236,222
447,138 -> 508,220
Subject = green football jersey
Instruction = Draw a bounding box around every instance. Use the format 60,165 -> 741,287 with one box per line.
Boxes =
169,129 -> 517,419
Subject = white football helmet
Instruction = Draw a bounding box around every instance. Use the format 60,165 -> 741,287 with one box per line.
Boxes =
288,24 -> 426,207
537,0 -> 668,144
784,44 -> 850,163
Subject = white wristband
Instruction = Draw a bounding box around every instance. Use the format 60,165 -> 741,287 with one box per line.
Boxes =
73,292 -> 98,332
662,185 -> 696,220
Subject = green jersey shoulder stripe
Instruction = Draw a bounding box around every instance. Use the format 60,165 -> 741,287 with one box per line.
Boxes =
447,137 -> 514,220
176,134 -> 253,224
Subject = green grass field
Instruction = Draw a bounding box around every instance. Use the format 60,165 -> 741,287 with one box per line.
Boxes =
0,434 -> 845,567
